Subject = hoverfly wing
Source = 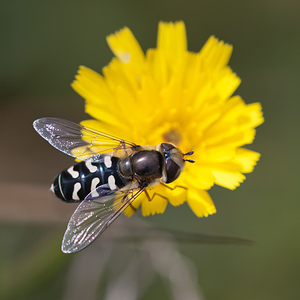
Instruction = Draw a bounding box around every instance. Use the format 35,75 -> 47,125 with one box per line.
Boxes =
33,117 -> 138,161
112,228 -> 254,246
61,186 -> 145,253
159,229 -> 255,246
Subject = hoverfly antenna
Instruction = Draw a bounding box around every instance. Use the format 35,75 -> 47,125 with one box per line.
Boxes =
184,159 -> 195,163
183,150 -> 195,163
184,151 -> 194,156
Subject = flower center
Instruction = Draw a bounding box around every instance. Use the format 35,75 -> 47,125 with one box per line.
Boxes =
163,128 -> 181,145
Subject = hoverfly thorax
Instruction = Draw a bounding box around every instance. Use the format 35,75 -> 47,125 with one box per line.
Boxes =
119,150 -> 164,183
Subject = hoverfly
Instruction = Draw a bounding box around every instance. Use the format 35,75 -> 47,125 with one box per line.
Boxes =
33,117 -> 195,253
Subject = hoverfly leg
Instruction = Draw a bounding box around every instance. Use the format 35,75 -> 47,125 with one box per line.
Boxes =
111,140 -> 128,156
121,140 -> 127,152
144,189 -> 151,201
127,189 -> 139,211
144,189 -> 169,202
121,191 -> 130,203
160,182 -> 188,191
120,185 -> 135,203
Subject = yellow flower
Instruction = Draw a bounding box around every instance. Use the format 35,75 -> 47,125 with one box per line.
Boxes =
71,21 -> 264,218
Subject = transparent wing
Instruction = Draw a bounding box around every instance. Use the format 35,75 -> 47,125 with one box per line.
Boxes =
33,117 -> 138,161
62,186 -> 145,253
146,229 -> 254,245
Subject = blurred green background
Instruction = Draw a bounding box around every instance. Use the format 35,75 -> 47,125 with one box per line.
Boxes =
1,0 -> 299,299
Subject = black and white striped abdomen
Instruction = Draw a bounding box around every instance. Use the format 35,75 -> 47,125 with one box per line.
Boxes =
51,155 -> 129,202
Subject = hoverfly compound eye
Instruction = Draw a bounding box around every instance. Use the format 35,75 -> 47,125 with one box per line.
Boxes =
159,143 -> 185,183
165,160 -> 182,183
160,143 -> 175,153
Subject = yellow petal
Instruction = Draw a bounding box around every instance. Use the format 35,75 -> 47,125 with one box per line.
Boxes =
71,66 -> 117,116
124,194 -> 143,217
102,58 -> 138,95
106,27 -> 144,65
212,169 -> 246,190
163,183 -> 187,207
199,36 -> 233,71
214,67 -> 241,102
71,66 -> 128,128
145,49 -> 168,88
71,66 -> 113,104
206,159 -> 247,189
187,188 -> 216,217
181,163 -> 215,190
141,186 -> 168,216
202,145 -> 237,162
243,102 -> 264,129
234,148 -> 261,173
157,21 -> 187,69
84,102 -> 124,128
202,96 -> 262,149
